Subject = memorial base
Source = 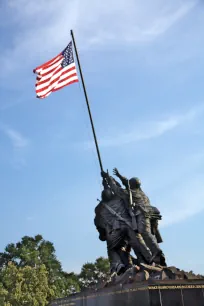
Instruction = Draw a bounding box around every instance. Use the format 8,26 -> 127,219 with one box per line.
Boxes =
50,279 -> 204,306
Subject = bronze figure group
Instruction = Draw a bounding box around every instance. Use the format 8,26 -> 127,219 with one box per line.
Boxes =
94,168 -> 166,276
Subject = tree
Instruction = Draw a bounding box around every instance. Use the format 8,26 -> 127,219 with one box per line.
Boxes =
0,235 -> 111,304
61,272 -> 80,295
0,235 -> 80,302
0,235 -> 61,272
0,282 -> 10,306
0,262 -> 53,306
79,257 -> 110,289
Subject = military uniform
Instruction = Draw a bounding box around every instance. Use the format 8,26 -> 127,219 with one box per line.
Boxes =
132,188 -> 162,256
115,173 -> 166,265
94,201 -> 132,274
97,174 -> 153,265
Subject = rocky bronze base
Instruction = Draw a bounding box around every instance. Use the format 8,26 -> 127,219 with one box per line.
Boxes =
50,265 -> 204,306
50,279 -> 204,306
103,264 -> 204,287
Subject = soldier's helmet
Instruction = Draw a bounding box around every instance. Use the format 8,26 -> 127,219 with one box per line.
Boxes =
101,189 -> 113,202
129,177 -> 141,189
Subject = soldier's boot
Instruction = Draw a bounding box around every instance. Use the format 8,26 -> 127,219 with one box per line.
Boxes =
110,263 -> 126,275
119,247 -> 133,271
108,248 -> 126,275
132,241 -> 152,265
136,254 -> 148,265
117,264 -> 126,275
150,254 -> 161,266
150,250 -> 166,266
160,252 -> 167,267
141,231 -> 163,262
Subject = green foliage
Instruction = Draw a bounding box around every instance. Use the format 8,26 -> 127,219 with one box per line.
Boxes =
79,257 -> 110,289
0,263 -> 53,306
0,235 -> 81,305
0,235 -> 111,305
60,272 -> 81,296
0,235 -> 61,272
0,235 -> 69,300
0,282 -> 10,306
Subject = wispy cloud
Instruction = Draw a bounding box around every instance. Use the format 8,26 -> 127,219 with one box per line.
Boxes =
4,128 -> 29,148
0,125 -> 29,168
84,105 -> 203,149
0,95 -> 28,112
88,1 -> 197,45
160,176 -> 204,228
0,0 -> 197,76
139,1 -> 197,40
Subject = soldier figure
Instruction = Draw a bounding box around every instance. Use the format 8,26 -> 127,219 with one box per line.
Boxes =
113,168 -> 166,266
94,183 -> 132,275
94,171 -> 154,272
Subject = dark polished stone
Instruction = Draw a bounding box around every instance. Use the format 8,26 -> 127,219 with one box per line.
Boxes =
50,280 -> 204,306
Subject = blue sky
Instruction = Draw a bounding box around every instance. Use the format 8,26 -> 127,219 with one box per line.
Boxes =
0,0 -> 204,274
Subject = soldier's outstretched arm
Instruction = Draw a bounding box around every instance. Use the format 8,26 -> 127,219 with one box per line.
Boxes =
101,170 -> 121,195
113,168 -> 129,189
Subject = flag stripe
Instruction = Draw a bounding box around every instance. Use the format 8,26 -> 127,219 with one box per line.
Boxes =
36,66 -> 63,88
53,79 -> 78,92
55,73 -> 78,88
36,67 -> 77,93
34,53 -> 62,72
36,71 -> 77,96
36,67 -> 62,86
41,78 -> 79,98
39,78 -> 78,99
39,56 -> 64,76
36,75 -> 61,95
36,66 -> 77,89
36,64 -> 76,87
33,41 -> 78,99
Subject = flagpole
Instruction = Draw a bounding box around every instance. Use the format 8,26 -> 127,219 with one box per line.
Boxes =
70,29 -> 104,173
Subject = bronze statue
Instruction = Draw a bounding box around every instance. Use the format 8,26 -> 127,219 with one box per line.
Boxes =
94,184 -> 131,275
94,171 -> 153,270
94,167 -> 167,276
113,168 -> 166,266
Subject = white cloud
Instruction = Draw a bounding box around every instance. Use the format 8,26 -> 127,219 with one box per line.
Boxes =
87,0 -> 197,45
4,128 -> 28,148
0,125 -> 29,168
140,146 -> 204,228
84,105 -> 204,149
0,0 -> 197,75
160,176 -> 204,228
140,1 -> 196,39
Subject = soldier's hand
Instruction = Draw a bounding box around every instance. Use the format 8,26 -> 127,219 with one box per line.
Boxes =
113,168 -> 119,176
101,171 -> 107,178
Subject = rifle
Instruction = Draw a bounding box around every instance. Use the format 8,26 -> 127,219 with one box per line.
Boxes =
151,219 -> 163,243
127,180 -> 137,231
102,170 -> 137,231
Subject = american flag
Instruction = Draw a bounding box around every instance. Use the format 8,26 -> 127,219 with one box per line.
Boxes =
33,41 -> 78,98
